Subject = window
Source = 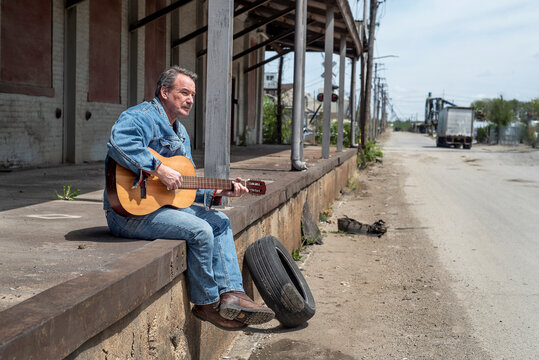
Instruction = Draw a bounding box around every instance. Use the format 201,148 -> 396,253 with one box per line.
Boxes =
88,0 -> 121,103
0,0 -> 53,96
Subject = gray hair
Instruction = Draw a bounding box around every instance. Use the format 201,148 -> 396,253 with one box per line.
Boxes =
155,66 -> 198,98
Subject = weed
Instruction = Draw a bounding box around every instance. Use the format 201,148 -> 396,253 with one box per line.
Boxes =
292,248 -> 302,261
319,207 -> 333,222
347,179 -> 359,191
56,184 -> 81,201
344,177 -> 360,194
358,140 -> 383,167
303,235 -> 315,246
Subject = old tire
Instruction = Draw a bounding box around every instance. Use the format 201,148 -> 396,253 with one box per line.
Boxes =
245,236 -> 316,328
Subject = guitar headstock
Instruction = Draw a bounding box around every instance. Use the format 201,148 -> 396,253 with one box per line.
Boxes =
245,180 -> 266,195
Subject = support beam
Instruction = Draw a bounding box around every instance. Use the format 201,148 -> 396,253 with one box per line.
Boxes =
265,1 -> 348,35
337,34 -> 346,152
172,1 -> 290,48
231,22 -> 312,61
234,0 -> 271,17
233,5 -> 295,40
322,2 -> 334,159
291,0 -> 307,170
65,0 -> 85,9
243,33 -> 324,74
127,0 -> 138,107
172,25 -> 207,48
335,0 -> 362,56
129,0 -> 194,32
277,57 -> 283,144
204,0 -> 233,188
349,57 -> 357,146
197,22 -> 310,59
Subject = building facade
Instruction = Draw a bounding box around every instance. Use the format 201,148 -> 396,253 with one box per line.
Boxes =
0,0 -> 266,168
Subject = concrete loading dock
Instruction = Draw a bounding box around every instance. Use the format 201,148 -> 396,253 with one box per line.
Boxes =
0,144 -> 357,359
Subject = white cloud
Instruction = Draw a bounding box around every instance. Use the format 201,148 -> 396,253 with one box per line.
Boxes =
375,0 -> 539,118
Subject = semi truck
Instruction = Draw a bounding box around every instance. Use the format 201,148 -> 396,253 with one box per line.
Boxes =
436,106 -> 474,149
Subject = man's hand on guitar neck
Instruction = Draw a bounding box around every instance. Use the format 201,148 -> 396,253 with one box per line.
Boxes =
215,177 -> 249,197
150,163 -> 183,190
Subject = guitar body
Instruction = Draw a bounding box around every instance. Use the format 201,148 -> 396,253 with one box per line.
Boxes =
106,148 -> 266,217
107,148 -> 197,216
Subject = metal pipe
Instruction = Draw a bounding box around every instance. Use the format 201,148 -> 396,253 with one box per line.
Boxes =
337,34 -> 346,152
291,0 -> 307,170
350,57 -> 357,146
322,1 -> 334,159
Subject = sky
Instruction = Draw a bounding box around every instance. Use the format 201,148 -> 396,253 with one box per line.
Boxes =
265,0 -> 539,121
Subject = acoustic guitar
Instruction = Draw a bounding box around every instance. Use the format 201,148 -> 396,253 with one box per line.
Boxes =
106,147 -> 266,216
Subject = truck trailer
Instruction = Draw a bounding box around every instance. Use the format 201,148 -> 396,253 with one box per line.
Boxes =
436,107 -> 474,149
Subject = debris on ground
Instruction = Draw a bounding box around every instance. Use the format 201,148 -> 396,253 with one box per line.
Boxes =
337,217 -> 387,237
301,194 -> 323,245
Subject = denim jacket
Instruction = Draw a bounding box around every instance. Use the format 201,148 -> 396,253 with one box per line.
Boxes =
104,97 -> 217,213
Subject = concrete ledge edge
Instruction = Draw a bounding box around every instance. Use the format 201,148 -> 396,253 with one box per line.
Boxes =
228,149 -> 357,233
0,239 -> 187,360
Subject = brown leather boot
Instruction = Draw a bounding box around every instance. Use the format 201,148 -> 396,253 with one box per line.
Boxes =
219,291 -> 275,325
192,301 -> 246,331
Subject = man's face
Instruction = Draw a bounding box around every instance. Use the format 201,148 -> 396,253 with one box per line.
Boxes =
162,74 -> 196,119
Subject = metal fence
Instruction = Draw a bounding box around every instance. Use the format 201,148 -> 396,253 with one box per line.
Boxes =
489,125 -> 522,145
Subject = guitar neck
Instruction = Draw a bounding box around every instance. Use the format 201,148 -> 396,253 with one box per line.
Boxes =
180,176 -> 237,191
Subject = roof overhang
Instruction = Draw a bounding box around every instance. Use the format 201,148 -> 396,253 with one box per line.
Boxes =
240,0 -> 363,59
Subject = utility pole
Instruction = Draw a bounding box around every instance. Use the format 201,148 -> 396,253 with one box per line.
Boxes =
359,0 -> 378,149
376,76 -> 382,138
381,86 -> 387,132
372,63 -> 378,141
376,78 -> 382,136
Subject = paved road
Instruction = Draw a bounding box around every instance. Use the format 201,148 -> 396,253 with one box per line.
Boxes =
385,131 -> 539,359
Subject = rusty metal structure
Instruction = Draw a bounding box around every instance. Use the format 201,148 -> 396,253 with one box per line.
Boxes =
425,91 -> 457,129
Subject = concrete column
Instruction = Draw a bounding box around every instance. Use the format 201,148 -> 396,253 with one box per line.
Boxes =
322,1 -> 334,159
350,57 -> 357,146
64,6 -> 77,163
337,34 -> 345,152
195,0 -> 205,149
127,0 -> 138,107
291,0 -> 307,170
204,0 -> 233,184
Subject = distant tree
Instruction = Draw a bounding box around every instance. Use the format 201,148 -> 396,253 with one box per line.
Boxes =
487,96 -> 514,143
523,98 -> 539,118
508,98 -> 521,116
262,96 -> 278,143
262,95 -> 292,144
471,99 -> 490,121
488,96 -> 513,127
471,97 -> 539,145
521,98 -> 539,147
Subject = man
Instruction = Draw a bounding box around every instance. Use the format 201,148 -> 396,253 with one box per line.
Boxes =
104,66 -> 274,330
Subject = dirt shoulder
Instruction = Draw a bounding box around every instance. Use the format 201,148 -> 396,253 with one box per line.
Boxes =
226,135 -> 490,359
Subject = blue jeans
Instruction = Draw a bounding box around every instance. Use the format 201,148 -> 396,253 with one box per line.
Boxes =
106,205 -> 244,305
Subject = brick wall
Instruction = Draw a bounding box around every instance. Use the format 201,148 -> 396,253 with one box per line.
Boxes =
76,0 -> 129,163
0,0 -> 64,167
0,0 -> 261,168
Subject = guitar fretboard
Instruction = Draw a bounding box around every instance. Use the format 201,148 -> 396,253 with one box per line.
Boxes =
179,176 -> 240,190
